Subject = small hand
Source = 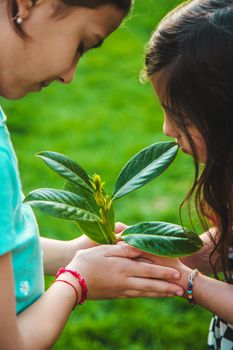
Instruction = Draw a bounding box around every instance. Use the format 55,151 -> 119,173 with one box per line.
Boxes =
140,252 -> 192,293
67,243 -> 184,300
74,234 -> 99,249
115,221 -> 191,294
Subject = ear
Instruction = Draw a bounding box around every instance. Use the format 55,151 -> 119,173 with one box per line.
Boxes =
15,0 -> 42,20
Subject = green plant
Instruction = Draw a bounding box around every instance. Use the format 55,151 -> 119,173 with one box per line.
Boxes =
24,141 -> 203,257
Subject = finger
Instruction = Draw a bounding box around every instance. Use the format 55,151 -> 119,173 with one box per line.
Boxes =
125,260 -> 180,280
120,290 -> 176,298
125,277 -> 184,296
140,252 -> 178,267
104,242 -> 143,259
115,222 -> 129,234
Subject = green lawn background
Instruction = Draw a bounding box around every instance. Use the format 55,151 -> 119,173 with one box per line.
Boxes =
1,1 -> 211,349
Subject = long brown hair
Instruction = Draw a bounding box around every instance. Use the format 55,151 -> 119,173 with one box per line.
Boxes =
145,0 -> 233,282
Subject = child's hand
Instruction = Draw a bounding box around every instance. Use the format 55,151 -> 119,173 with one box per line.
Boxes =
115,222 -> 192,294
66,243 -> 184,300
139,252 -> 192,294
71,234 -> 99,250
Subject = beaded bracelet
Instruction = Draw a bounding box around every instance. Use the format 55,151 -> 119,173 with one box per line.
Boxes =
56,267 -> 88,305
187,268 -> 199,306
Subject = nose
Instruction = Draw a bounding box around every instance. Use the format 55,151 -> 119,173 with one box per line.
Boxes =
58,61 -> 78,84
163,115 -> 180,139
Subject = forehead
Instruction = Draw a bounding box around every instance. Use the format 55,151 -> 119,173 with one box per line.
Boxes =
151,70 -> 169,102
67,4 -> 125,37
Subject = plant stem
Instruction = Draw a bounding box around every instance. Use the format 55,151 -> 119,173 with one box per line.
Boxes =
91,174 -> 116,244
100,203 -> 116,244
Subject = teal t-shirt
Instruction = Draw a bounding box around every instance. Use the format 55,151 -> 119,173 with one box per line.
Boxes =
0,107 -> 44,314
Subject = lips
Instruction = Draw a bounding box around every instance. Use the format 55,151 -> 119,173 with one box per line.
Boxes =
176,142 -> 188,154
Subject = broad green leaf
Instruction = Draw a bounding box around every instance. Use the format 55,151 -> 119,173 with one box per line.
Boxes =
37,151 -> 92,191
24,188 -> 99,222
77,221 -> 116,245
112,142 -> 178,200
121,221 -> 203,257
64,180 -> 99,215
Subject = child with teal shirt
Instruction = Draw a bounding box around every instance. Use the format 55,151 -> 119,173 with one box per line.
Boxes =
0,0 -> 182,348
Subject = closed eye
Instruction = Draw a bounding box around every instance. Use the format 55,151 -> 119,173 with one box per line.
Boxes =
90,39 -> 104,49
77,41 -> 85,56
77,38 -> 104,57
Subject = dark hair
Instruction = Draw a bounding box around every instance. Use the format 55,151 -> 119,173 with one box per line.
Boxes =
10,0 -> 132,33
145,0 -> 233,282
61,0 -> 132,12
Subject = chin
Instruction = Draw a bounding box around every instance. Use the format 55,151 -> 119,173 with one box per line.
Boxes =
1,79 -> 42,99
0,88 -> 28,100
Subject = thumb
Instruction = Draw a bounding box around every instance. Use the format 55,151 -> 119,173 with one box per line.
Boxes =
105,242 -> 143,259
115,222 -> 129,234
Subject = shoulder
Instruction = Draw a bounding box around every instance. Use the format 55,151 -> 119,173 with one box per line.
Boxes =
0,140 -> 20,216
0,149 -> 16,193
0,124 -> 20,195
0,148 -> 19,250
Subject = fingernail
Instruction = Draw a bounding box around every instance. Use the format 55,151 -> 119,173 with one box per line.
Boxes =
176,290 -> 183,296
173,273 -> 180,279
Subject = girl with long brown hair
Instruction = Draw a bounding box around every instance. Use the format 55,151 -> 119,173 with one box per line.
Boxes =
143,0 -> 233,348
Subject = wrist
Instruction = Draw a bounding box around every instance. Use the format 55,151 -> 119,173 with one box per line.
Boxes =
55,266 -> 88,305
66,235 -> 97,262
65,240 -> 77,263
178,266 -> 202,307
56,273 -> 82,305
176,265 -> 193,296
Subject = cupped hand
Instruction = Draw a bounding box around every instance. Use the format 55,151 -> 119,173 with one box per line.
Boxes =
115,222 -> 192,293
139,252 -> 192,293
67,243 -> 184,300
74,234 -> 99,249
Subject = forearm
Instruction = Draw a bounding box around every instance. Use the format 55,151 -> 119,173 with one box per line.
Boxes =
40,237 -> 70,275
41,235 -> 97,275
180,228 -> 219,274
178,266 -> 233,324
0,253 -> 80,350
17,273 -> 81,350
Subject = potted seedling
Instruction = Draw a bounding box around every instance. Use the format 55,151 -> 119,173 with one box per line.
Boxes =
24,141 -> 203,257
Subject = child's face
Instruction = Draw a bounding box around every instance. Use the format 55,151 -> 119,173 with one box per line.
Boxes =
0,2 -> 124,99
151,73 -> 207,163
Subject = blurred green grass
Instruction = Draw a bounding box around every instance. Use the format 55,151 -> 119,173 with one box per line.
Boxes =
0,1 -> 211,349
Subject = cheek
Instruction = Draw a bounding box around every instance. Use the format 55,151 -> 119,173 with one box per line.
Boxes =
39,50 -> 72,73
196,138 -> 207,162
28,39 -> 77,75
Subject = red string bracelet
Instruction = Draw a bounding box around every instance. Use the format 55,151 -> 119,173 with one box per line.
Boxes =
52,279 -> 79,310
56,267 -> 88,305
